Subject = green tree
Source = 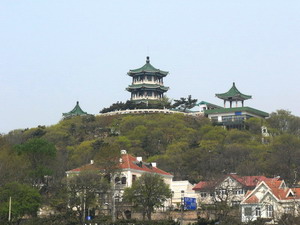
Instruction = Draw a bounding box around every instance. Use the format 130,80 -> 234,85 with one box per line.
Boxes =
267,109 -> 300,136
0,182 -> 41,225
67,171 -> 110,224
15,138 -> 56,186
123,173 -> 172,220
172,95 -> 198,112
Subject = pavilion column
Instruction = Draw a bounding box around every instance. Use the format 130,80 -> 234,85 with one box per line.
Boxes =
242,100 -> 244,107
224,100 -> 226,108
236,100 -> 238,107
230,101 -> 232,108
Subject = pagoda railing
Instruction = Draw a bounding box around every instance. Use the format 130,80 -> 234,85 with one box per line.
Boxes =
99,109 -> 204,117
132,81 -> 163,85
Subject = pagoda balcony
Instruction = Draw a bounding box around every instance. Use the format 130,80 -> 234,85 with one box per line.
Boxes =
132,96 -> 162,100
132,81 -> 163,85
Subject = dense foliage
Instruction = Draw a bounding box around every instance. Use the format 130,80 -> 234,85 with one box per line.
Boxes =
0,109 -> 300,223
123,173 -> 172,220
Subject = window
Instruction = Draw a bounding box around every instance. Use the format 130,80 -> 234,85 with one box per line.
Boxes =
121,177 -> 127,184
255,207 -> 261,217
244,207 -> 252,216
200,192 -> 207,198
266,205 -> 273,218
132,175 -> 137,183
115,177 -> 120,184
284,207 -> 293,214
232,201 -> 241,206
147,76 -> 152,81
222,116 -> 233,122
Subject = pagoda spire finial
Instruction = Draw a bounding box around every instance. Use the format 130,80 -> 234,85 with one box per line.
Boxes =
146,56 -> 150,63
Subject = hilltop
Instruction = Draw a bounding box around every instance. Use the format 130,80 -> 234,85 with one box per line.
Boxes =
2,109 -> 300,185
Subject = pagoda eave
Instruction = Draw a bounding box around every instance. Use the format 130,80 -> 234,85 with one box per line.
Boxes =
127,71 -> 168,77
215,94 -> 252,101
126,87 -> 169,92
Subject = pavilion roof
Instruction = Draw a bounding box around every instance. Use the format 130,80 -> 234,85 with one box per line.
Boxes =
62,101 -> 88,117
128,56 -> 169,77
216,82 -> 252,101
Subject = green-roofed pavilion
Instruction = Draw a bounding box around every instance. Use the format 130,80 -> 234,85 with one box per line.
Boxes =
62,101 -> 88,118
126,56 -> 169,102
216,82 -> 252,108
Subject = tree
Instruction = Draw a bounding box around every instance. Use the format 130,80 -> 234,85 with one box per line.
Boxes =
67,171 -> 110,224
0,182 -> 41,225
14,138 -> 57,187
123,173 -> 172,220
172,95 -> 197,112
267,110 -> 300,136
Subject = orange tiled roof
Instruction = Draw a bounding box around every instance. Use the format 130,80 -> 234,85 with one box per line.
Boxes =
67,154 -> 172,176
243,180 -> 300,204
229,174 -> 278,188
193,174 -> 276,191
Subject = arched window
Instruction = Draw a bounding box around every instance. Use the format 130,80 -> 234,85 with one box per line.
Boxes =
121,177 -> 127,184
115,177 -> 120,184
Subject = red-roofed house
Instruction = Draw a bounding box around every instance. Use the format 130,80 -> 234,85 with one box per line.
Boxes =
241,179 -> 300,223
193,174 -> 278,206
66,149 -> 173,190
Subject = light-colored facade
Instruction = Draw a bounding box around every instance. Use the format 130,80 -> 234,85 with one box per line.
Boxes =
193,174 -> 276,207
241,179 -> 300,224
171,180 -> 197,209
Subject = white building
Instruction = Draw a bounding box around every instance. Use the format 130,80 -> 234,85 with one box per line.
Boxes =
171,180 -> 197,209
241,179 -> 300,224
193,174 -> 277,207
66,150 -> 173,189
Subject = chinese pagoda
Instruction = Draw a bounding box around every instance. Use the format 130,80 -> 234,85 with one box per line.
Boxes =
203,83 -> 269,129
216,82 -> 252,108
126,56 -> 169,102
62,101 -> 88,118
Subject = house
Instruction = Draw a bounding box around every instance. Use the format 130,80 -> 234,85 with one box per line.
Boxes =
241,179 -> 300,223
66,150 -> 174,218
66,150 -> 173,189
193,174 -> 277,206
171,180 -> 197,209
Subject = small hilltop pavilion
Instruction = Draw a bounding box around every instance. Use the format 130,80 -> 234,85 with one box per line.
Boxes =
62,101 -> 88,118
203,82 -> 269,129
126,56 -> 169,102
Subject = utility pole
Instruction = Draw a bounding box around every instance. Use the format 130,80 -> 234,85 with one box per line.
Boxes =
8,196 -> 11,222
180,190 -> 184,225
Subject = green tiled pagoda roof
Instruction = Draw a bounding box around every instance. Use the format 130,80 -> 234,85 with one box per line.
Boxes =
204,106 -> 269,118
128,56 -> 169,77
126,83 -> 169,92
63,101 -> 88,117
216,82 -> 252,101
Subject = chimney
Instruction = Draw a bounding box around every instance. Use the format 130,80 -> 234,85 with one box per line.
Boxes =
137,157 -> 142,162
90,160 -> 94,164
121,150 -> 127,155
152,162 -> 157,167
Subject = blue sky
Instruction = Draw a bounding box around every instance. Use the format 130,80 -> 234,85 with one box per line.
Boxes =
1,1 -> 300,133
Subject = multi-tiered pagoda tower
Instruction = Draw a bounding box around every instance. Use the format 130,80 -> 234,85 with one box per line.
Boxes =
126,56 -> 169,102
